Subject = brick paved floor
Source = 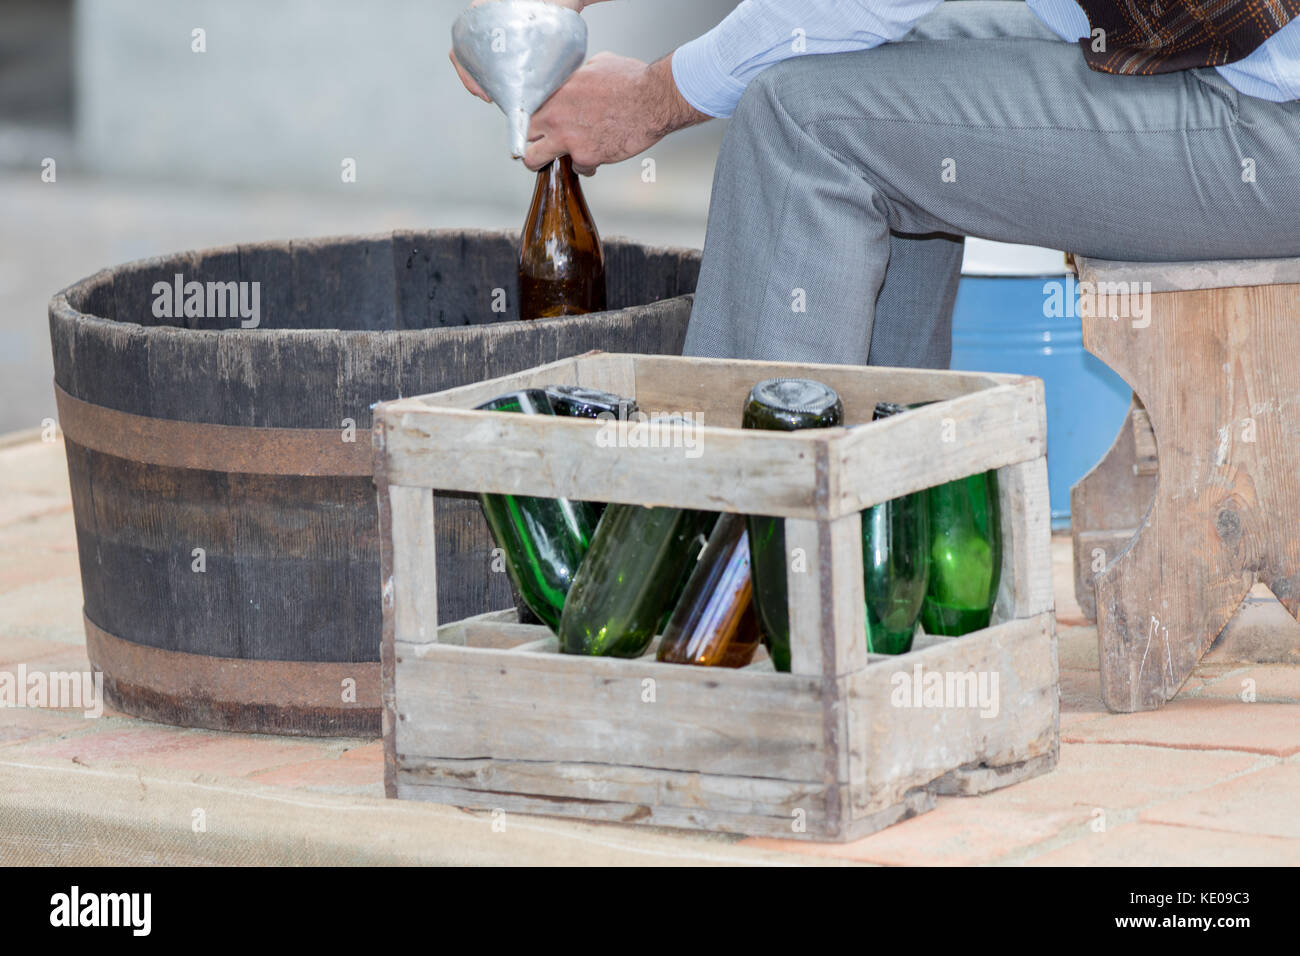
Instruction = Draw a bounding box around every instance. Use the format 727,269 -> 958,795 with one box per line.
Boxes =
2,433 -> 1298,865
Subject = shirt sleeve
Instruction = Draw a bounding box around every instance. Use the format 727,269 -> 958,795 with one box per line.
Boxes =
671,0 -> 945,118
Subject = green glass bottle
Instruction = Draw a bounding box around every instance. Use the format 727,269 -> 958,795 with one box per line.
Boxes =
475,390 -> 598,632
559,502 -> 715,658
544,384 -> 639,521
921,470 -> 1002,636
742,379 -> 844,673
862,403 -> 930,654
657,513 -> 717,631
544,384 -> 637,422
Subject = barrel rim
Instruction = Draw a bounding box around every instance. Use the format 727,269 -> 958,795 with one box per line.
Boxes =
50,227 -> 703,331
47,227 -> 700,431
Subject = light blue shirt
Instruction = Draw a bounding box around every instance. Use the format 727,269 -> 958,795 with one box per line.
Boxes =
672,0 -> 1300,118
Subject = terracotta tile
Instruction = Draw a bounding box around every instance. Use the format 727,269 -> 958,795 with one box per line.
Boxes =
12,724 -> 194,763
1139,763 -> 1300,839
0,548 -> 80,595
980,742 -> 1260,812
0,508 -> 78,553
10,646 -> 91,671
1026,822 -> 1300,866
1203,588 -> 1300,665
1062,698 -> 1300,756
1179,663 -> 1244,694
11,725 -> 330,777
0,494 -> 69,528
0,577 -> 87,643
1057,625 -> 1099,671
249,751 -> 385,794
0,635 -> 69,668
745,798 -> 1093,866
1059,668 -> 1106,714
0,438 -> 73,499
0,705 -> 90,746
1183,665 -> 1300,704
137,733 -> 336,777
1060,710 -> 1107,730
337,740 -> 384,765
1051,534 -> 1086,626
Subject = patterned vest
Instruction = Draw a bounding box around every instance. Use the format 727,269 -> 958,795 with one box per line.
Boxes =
1075,0 -> 1300,75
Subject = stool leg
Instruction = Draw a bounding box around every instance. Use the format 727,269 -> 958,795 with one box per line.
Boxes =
1069,394 -> 1158,621
1082,283 -> 1300,711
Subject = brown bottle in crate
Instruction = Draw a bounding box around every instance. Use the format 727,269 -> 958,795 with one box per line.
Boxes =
518,156 -> 606,321
657,512 -> 762,668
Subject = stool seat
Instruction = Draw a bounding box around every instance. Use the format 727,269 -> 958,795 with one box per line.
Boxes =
1073,255 -> 1300,292
1069,254 -> 1300,711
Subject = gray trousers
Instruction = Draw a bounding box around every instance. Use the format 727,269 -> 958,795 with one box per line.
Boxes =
682,1 -> 1300,367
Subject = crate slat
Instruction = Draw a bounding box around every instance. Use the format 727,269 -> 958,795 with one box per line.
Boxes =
628,354 -> 1019,428
381,361 -> 1046,518
846,611 -> 1058,820
398,757 -> 827,820
384,410 -> 830,516
389,485 -> 438,645
785,513 -> 868,678
392,778 -> 848,839
993,456 -> 1055,623
394,640 -> 827,781
832,380 -> 1046,513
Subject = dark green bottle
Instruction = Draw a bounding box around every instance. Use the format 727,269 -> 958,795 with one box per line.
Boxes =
559,503 -> 715,658
658,513 -> 717,630
920,470 -> 1002,636
544,384 -> 638,521
742,379 -> 844,672
475,390 -> 598,632
862,403 -> 930,654
544,384 -> 637,422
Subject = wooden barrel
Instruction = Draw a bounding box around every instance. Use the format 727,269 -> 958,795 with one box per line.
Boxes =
48,229 -> 699,736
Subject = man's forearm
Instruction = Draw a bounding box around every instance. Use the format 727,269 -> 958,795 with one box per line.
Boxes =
647,54 -> 711,140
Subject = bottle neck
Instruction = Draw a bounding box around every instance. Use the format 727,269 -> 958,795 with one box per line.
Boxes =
535,155 -> 577,201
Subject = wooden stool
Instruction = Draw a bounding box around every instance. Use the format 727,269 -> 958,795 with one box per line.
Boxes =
1069,255 -> 1300,712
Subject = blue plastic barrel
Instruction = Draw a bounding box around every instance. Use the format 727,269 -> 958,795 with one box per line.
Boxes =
949,240 -> 1131,528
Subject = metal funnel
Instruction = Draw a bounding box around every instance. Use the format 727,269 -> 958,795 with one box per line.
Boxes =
452,1 -> 588,158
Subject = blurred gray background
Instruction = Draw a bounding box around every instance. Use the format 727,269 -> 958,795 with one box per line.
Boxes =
0,0 -> 734,435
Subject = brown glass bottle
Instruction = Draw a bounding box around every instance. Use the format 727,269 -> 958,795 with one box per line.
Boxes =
518,156 -> 606,321
657,513 -> 762,668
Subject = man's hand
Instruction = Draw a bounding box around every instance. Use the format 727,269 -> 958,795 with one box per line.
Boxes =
524,53 -> 709,175
450,0 -> 603,101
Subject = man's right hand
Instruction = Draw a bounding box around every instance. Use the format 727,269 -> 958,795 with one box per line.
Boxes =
450,0 -> 607,102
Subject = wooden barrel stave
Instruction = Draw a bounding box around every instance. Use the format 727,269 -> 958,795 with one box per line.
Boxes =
50,230 -> 698,735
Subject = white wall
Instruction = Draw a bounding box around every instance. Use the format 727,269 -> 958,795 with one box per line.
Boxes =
74,0 -> 735,219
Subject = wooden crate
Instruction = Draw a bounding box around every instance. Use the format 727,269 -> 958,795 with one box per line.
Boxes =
373,352 -> 1058,841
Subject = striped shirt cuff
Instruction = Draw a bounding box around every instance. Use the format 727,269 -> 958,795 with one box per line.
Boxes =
671,33 -> 751,119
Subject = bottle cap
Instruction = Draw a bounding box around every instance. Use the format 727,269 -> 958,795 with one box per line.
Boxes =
544,384 -> 638,420
744,378 -> 843,431
873,401 -> 909,420
475,389 -> 555,415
